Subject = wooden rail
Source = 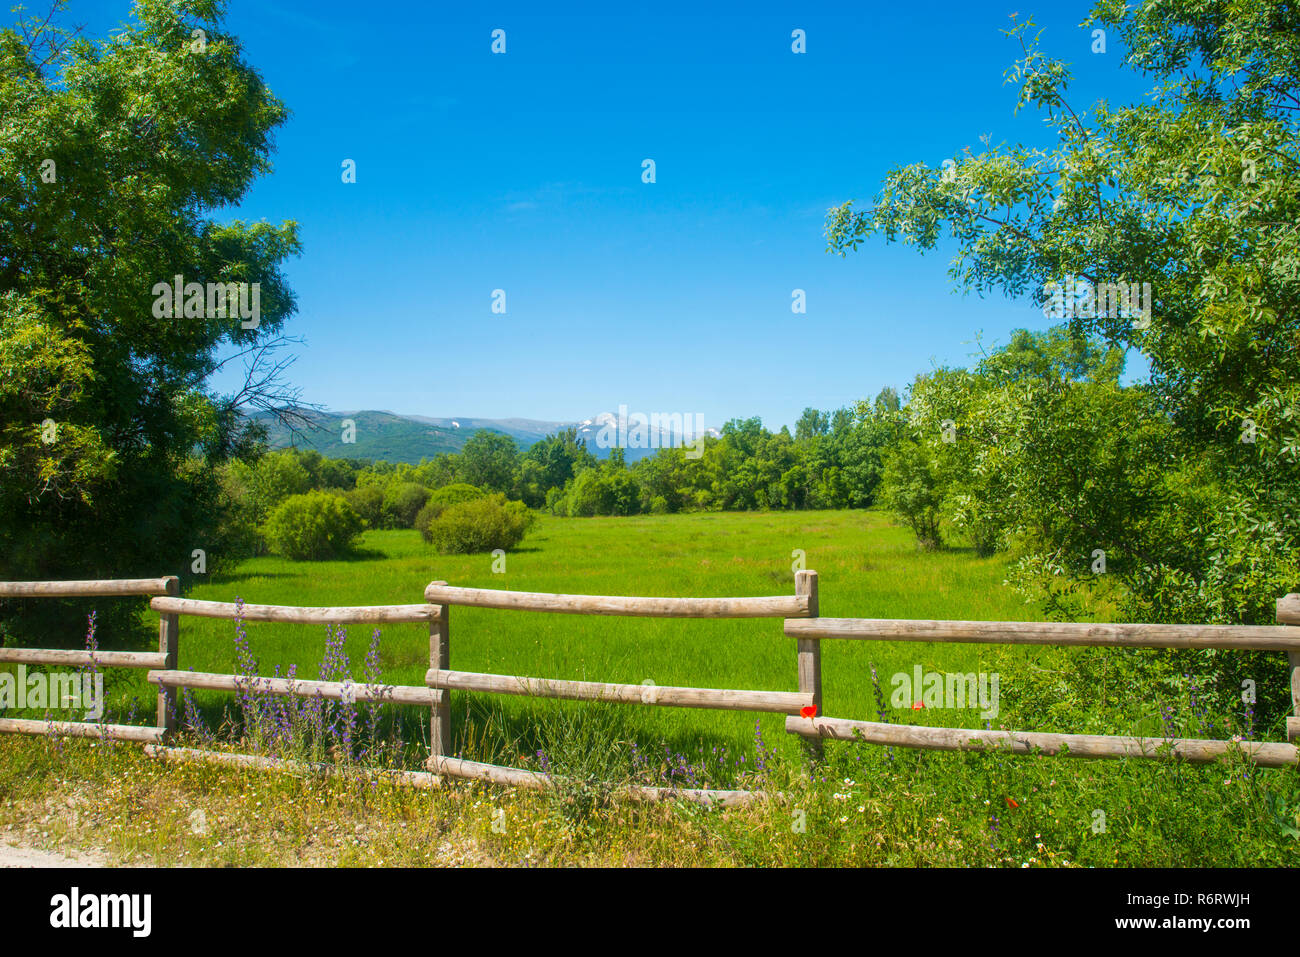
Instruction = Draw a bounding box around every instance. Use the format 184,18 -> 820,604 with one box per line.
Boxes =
0,577 -> 179,744
0,648 -> 166,669
148,670 -> 445,707
785,590 -> 1300,765
151,597 -> 439,624
6,574 -> 1299,806
785,616 -> 1300,651
424,668 -> 811,713
0,718 -> 165,743
0,578 -> 175,598
415,574 -> 814,804
785,715 -> 1300,768
423,583 -> 809,618
426,755 -> 759,807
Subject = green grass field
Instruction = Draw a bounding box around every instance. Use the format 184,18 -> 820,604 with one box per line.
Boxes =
6,508 -> 1298,867
146,508 -> 1045,767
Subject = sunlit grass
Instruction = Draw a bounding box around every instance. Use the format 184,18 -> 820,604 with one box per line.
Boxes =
139,509 -> 1036,764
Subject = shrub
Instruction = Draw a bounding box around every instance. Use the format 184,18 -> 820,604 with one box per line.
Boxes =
881,442 -> 945,550
561,468 -> 641,517
381,481 -> 431,529
425,493 -> 533,554
416,483 -> 485,542
344,484 -> 384,528
428,482 -> 486,511
262,491 -> 364,560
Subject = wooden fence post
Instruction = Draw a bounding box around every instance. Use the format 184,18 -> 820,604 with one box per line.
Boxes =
157,576 -> 180,736
1277,594 -> 1300,744
1286,659 -> 1299,744
795,569 -> 822,762
429,581 -> 451,758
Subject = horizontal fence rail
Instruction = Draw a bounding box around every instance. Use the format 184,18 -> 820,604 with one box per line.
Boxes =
150,597 -> 440,624
148,670 -> 445,707
0,578 -> 176,598
0,648 -> 166,669
785,715 -> 1300,768
0,718 -> 165,744
424,668 -> 812,714
426,755 -> 759,808
785,617 -> 1300,651
423,583 -> 810,619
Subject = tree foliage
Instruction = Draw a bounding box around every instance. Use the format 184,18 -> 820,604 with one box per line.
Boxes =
0,0 -> 300,642
827,1 -> 1299,627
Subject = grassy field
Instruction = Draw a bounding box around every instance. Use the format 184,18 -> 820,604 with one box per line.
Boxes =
17,507 -> 1290,764
3,508 -> 1298,867
160,509 -> 1044,766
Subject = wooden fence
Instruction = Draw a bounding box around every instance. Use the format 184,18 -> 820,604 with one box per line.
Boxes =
784,595 -> 1300,768
0,577 -> 177,743
1,574 -> 1298,805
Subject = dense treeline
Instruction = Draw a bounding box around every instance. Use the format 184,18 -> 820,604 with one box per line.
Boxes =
212,382 -> 907,551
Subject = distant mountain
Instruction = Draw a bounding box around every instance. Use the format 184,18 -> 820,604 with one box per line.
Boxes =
248,408 -> 719,465
249,409 -> 573,463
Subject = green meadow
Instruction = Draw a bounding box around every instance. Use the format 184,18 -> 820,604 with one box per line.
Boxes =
6,508 -> 1299,867
89,509 -> 1043,766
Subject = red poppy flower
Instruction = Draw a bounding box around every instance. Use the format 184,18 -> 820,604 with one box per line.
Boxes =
1006,797 -> 1020,809
800,704 -> 817,719
911,701 -> 924,709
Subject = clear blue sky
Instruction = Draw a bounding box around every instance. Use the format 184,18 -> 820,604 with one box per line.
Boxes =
66,0 -> 1148,432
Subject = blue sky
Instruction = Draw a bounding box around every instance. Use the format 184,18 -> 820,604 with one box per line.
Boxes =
66,0 -> 1149,432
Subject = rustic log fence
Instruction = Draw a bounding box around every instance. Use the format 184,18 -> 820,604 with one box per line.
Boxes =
2,573 -> 1298,804
784,595 -> 1300,768
0,577 -> 176,744
416,572 -> 818,804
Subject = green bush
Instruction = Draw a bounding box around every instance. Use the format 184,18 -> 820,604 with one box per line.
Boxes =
262,491 -> 364,560
381,481 -> 431,529
425,493 -> 533,554
416,483 -> 485,542
881,442 -> 945,550
560,468 -> 641,517
344,484 -> 384,528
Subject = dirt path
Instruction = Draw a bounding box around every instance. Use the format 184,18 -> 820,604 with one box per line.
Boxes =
0,840 -> 105,868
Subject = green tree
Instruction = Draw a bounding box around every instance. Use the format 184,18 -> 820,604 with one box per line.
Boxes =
458,430 -> 519,494
415,483 -> 485,542
0,0 -> 300,640
344,484 -> 384,529
880,441 -> 946,550
381,481 -> 431,529
241,451 -> 311,523
519,428 -> 595,507
425,493 -> 534,554
827,2 -> 1300,627
795,408 -> 829,441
